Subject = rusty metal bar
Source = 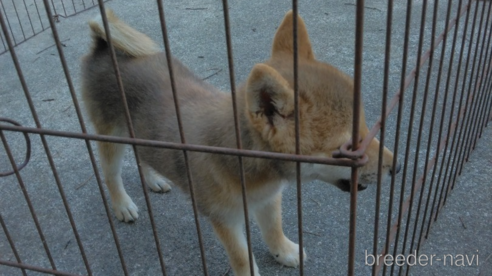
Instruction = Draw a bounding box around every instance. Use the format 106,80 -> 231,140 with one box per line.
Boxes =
407,0 -> 466,269
95,2 -> 168,275
291,1 -> 305,275
0,260 -> 82,276
348,0 -> 364,275
390,0 -> 440,272
0,0 -> 102,56
10,0 -> 27,40
417,0 -> 475,250
220,0 -> 256,275
399,2 -> 455,275
58,0 -> 68,17
478,58 -> 492,136
424,0 -> 481,240
447,0 -> 483,193
21,0 -> 35,35
342,0 -> 475,163
70,0 -> 76,14
376,2 -> 478,274
396,1 -> 449,275
440,0 -> 492,212
41,0 -> 130,274
460,1 -> 492,170
0,123 -> 365,167
33,0 -> 46,30
0,0 -> 17,45
437,0 -> 492,213
155,1 -> 209,275
1,5 -> 95,273
0,128 -> 57,271
429,0 -> 486,227
473,59 -> 492,144
453,0 -> 488,179
49,0 -> 58,16
371,0 -> 392,275
0,27 -> 5,50
0,118 -> 31,177
379,0 -> 413,275
439,59 -> 492,214
476,64 -> 492,138
0,209 -> 27,276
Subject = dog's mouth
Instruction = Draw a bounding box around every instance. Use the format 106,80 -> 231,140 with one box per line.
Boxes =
335,179 -> 368,192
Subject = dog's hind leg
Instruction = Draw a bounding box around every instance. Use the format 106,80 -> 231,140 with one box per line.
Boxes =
211,218 -> 260,276
141,163 -> 171,193
254,192 -> 307,268
98,139 -> 139,222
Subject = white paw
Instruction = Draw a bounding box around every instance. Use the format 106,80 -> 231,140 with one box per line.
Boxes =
147,176 -> 172,193
112,195 -> 139,222
143,167 -> 172,193
271,238 -> 307,268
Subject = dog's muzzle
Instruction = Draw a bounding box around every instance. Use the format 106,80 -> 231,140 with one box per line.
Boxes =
335,179 -> 367,192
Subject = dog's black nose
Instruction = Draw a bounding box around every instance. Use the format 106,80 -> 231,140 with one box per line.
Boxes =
390,162 -> 402,175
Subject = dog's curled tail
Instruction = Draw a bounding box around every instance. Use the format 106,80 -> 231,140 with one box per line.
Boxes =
88,10 -> 159,57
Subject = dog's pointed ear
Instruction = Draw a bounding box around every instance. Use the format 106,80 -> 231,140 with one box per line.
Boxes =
246,64 -> 294,139
271,10 -> 315,60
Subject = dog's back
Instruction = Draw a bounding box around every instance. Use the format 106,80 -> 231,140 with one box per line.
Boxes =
81,10 -> 220,139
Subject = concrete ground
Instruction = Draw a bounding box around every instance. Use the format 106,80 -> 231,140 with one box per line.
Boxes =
0,0 -> 491,275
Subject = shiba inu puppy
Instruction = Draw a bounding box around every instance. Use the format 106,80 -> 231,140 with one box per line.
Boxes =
81,10 -> 398,276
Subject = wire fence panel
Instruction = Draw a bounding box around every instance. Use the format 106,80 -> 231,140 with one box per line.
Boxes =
0,1 -> 490,275
0,0 -> 103,55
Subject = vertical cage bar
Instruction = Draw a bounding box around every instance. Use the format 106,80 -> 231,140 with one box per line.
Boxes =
292,1 -> 304,275
49,0 -> 58,16
41,0 -> 130,274
478,58 -> 492,136
447,0 -> 483,191
1,0 -> 18,45
395,1 -> 445,275
452,0 -> 487,181
0,169 -> 28,276
220,0 -> 255,275
0,28 -> 6,49
371,1 -> 392,275
398,2 -> 454,275
420,0 -> 475,246
390,0 -> 440,273
95,2 -> 168,275
32,0 -> 45,31
349,0 -> 364,275
409,0 -> 466,265
474,56 -> 492,142
10,0 -> 27,40
424,0 -> 474,233
59,0 -> 68,17
381,1 -> 413,275
431,0 -> 485,225
1,5 -> 94,273
21,0 -> 35,35
461,0 -> 492,166
70,0 -> 76,14
424,0 -> 481,239
0,128 -> 57,270
155,1 -> 209,275
477,65 -> 492,137
436,0 -> 492,218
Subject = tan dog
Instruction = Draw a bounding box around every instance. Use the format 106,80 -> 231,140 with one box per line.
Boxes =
81,10 -> 397,276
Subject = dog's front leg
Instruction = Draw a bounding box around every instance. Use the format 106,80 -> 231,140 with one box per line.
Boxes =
254,192 -> 307,268
211,218 -> 260,276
